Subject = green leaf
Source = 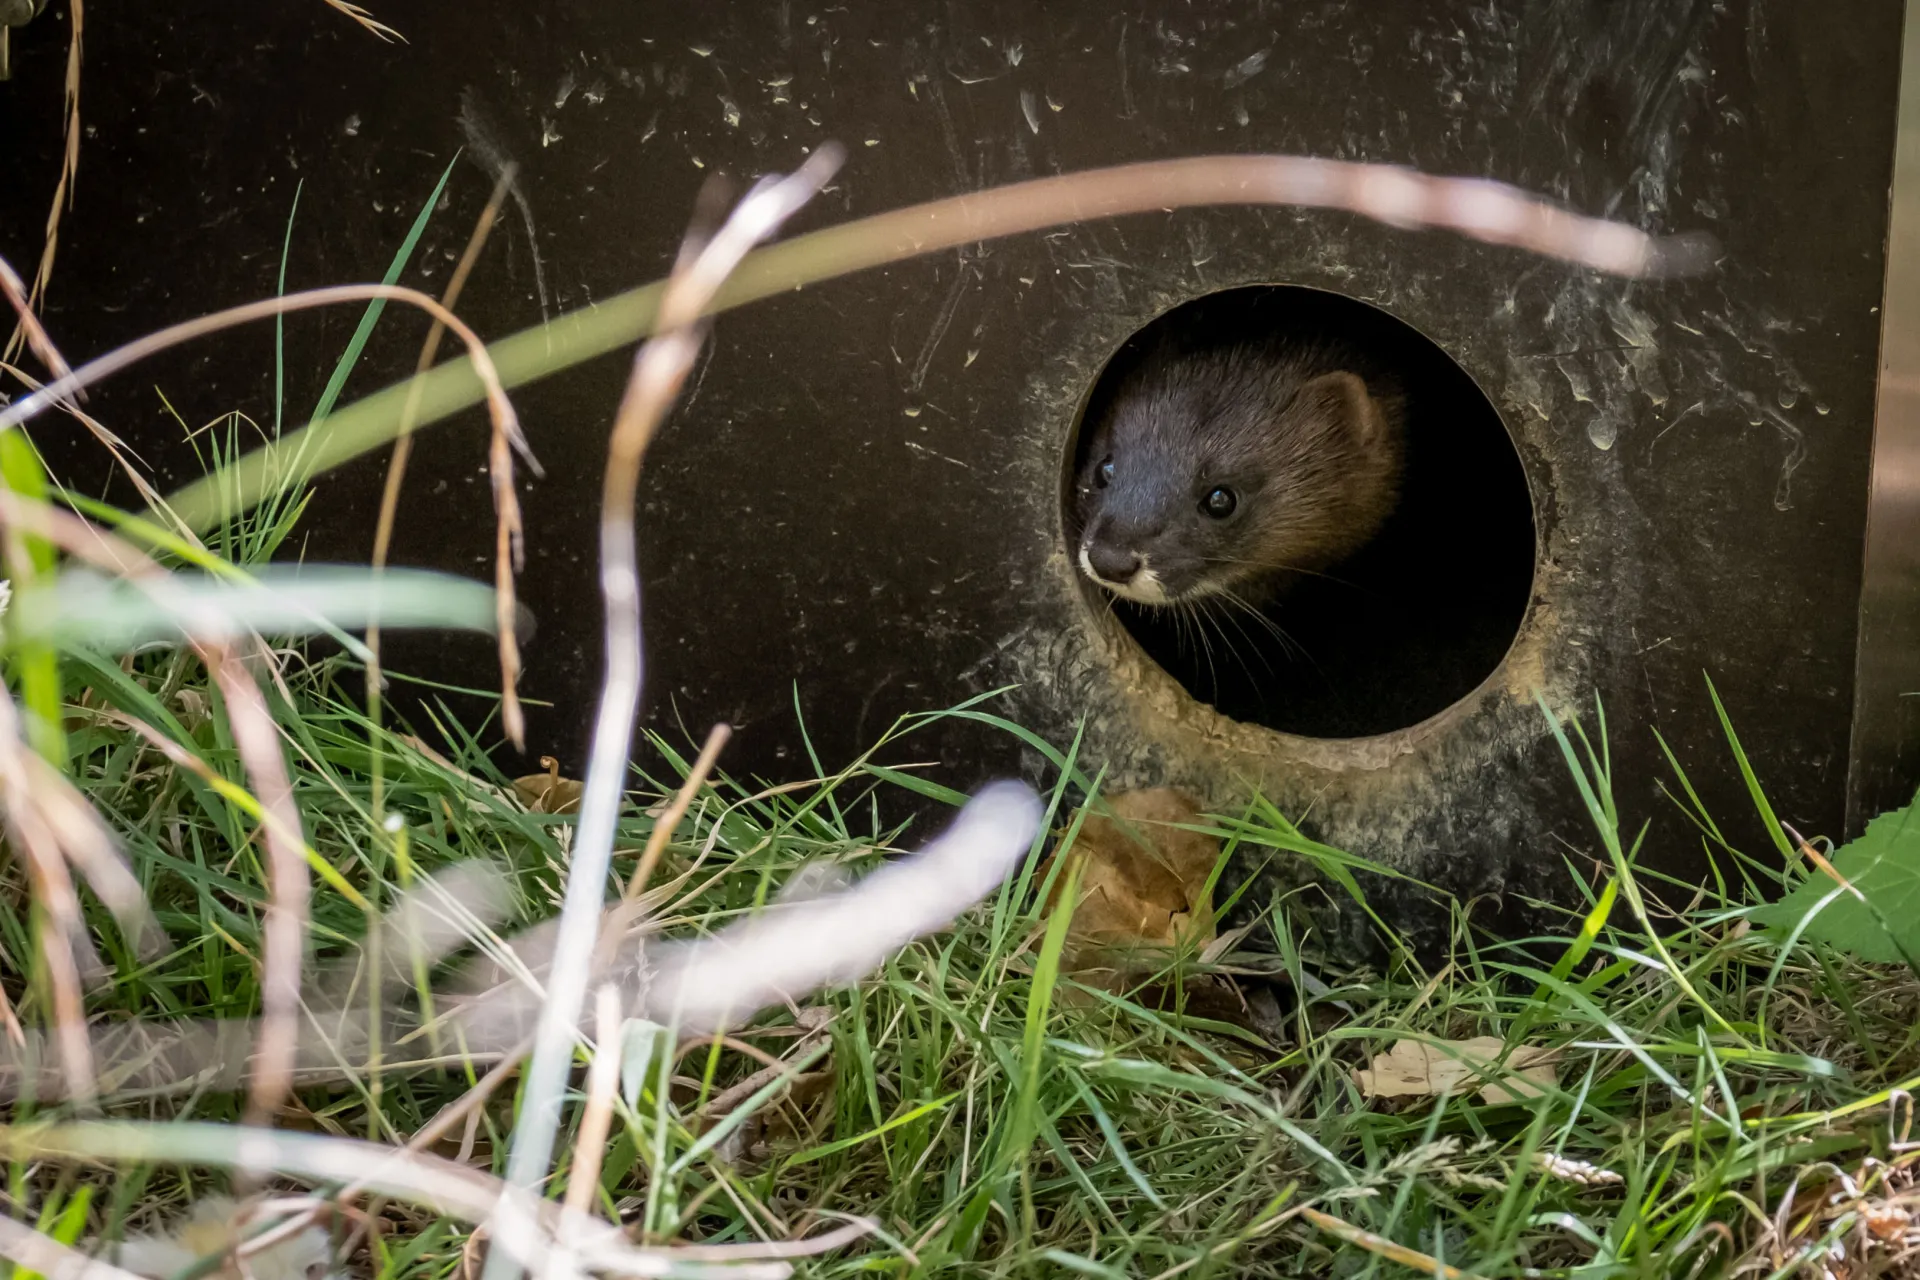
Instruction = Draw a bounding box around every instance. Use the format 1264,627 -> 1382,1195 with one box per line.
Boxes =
1753,803 -> 1920,964
276,179 -> 303,435
861,763 -> 969,807
14,565 -> 504,653
15,1183 -> 93,1280
309,156 -> 457,429
1705,672 -> 1795,862
0,429 -> 67,765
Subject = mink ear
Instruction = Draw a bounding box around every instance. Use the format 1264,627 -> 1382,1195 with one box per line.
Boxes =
1297,371 -> 1387,447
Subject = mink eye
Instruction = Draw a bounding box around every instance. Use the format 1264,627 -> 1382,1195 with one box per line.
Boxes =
1201,486 -> 1237,519
1094,457 -> 1115,488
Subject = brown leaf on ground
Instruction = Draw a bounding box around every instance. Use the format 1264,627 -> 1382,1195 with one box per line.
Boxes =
512,756 -> 583,815
1042,788 -> 1222,977
1355,1036 -> 1561,1106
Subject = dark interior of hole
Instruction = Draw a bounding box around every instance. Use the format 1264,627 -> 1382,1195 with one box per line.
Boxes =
1065,287 -> 1536,739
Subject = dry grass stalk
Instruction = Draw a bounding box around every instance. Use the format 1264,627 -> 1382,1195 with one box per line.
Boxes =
209,1032 -> 538,1264
642,782 -> 1043,1036
489,148 -> 847,1271
322,0 -> 403,42
368,162 -> 519,807
719,154 -> 1717,313
621,721 -> 730,902
561,985 -> 627,1218
694,1008 -> 833,1131
1,0 -> 80,365
0,489 -> 317,1118
0,1120 -> 836,1279
167,150 -> 1719,541
10,729 -> 154,942
0,245 -> 164,536
0,361 -> 170,518
0,975 -> 23,1048
413,1040 -> 533,1156
213,642 -> 310,1127
1784,821 -> 1866,903
639,1222 -> 876,1267
0,681 -> 98,1105
0,281 -> 537,745
0,254 -> 76,388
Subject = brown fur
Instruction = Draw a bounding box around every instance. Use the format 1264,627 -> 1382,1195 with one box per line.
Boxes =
1073,334 -> 1405,606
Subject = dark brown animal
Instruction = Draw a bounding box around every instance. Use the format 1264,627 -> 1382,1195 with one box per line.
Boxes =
1072,332 -> 1406,609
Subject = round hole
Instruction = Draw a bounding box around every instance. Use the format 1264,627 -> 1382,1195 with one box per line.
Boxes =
1063,285 -> 1536,740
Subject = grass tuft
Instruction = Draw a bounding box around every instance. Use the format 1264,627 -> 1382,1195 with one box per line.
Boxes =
1,147 -> 1911,1280
6,590 -> 1920,1277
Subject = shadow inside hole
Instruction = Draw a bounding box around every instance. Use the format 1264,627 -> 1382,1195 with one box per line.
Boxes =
1067,286 -> 1536,739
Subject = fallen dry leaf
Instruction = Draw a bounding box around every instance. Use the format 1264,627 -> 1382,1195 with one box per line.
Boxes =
512,756 -> 583,815
1355,1036 -> 1561,1106
1042,788 -> 1222,978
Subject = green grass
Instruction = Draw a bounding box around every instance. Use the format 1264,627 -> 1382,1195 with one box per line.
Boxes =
6,505 -> 1920,1279
2,142 -> 1913,1280
5,354 -> 1917,1277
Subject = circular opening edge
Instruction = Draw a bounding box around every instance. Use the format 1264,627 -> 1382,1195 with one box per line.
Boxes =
1057,283 -> 1541,744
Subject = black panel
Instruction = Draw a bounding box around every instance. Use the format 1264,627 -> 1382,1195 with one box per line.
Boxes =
0,1 -> 1902,943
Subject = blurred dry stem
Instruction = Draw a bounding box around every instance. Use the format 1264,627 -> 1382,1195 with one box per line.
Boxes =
0,677 -> 99,1105
0,281 -> 536,743
0,253 -> 76,390
0,1121 -> 823,1279
213,640 -> 309,1128
0,486 -> 312,1120
488,146 -> 846,1280
0,1209 -> 145,1280
163,149 -> 1721,542
561,985 -> 626,1217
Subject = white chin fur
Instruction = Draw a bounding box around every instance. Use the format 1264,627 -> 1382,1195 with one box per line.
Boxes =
1111,572 -> 1171,605
1078,546 -> 1173,606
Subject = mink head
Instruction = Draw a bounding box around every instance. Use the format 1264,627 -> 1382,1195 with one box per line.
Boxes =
1071,339 -> 1404,608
